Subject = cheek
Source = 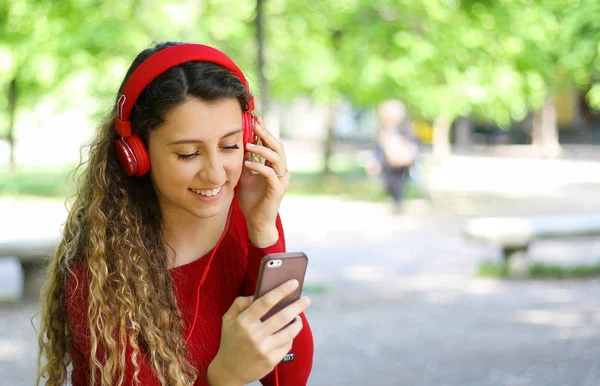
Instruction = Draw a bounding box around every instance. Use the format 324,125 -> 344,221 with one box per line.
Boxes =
150,153 -> 193,188
226,153 -> 244,178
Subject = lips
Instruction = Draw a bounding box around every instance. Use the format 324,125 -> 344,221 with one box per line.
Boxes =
189,185 -> 223,197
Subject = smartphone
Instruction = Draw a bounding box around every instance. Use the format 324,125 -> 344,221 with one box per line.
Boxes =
254,252 -> 308,322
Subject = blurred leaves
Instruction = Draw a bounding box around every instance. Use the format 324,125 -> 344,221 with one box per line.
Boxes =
264,0 -> 599,126
0,0 -> 599,136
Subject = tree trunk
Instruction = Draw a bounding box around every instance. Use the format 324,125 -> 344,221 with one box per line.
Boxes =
319,30 -> 343,179
8,77 -> 17,173
321,104 -> 336,178
432,116 -> 451,158
255,0 -> 269,114
454,116 -> 472,152
532,97 -> 561,158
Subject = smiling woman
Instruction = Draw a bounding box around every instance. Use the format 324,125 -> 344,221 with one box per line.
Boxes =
36,42 -> 313,386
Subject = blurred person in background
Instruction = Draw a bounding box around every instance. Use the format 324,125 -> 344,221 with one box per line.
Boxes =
36,42 -> 313,386
367,99 -> 419,214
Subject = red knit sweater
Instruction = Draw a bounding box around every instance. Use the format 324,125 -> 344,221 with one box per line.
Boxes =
66,198 -> 314,385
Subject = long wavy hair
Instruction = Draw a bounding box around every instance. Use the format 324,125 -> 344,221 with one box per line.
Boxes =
36,41 -> 251,385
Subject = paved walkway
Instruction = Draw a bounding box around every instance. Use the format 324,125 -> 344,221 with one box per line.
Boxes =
1,191 -> 600,385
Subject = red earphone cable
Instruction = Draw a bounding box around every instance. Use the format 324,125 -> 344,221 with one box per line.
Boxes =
185,196 -> 236,344
182,186 -> 280,385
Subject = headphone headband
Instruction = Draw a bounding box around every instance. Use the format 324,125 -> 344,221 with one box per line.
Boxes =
115,43 -> 254,138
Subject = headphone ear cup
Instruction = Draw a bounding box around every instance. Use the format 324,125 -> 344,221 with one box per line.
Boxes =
114,135 -> 151,177
114,137 -> 136,177
242,111 -> 256,149
126,135 -> 151,176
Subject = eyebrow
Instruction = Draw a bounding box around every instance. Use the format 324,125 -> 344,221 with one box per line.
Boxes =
167,129 -> 243,145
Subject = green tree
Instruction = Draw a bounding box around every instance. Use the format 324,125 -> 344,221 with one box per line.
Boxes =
559,0 -> 600,111
0,0 -> 148,171
0,0 -> 259,172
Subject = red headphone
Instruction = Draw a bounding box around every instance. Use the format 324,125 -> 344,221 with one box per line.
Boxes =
113,43 -> 257,177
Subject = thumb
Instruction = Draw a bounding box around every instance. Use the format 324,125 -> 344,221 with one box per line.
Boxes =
222,296 -> 254,322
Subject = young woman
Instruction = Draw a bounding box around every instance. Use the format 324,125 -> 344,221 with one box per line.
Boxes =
37,42 -> 313,386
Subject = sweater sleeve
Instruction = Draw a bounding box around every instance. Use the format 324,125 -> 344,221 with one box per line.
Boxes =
242,213 -> 286,298
66,264 -> 161,386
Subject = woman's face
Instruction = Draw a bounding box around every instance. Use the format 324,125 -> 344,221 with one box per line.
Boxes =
147,97 -> 244,221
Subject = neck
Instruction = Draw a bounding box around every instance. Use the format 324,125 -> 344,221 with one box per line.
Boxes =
163,193 -> 235,269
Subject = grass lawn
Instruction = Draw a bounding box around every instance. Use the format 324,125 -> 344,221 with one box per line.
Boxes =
0,156 -> 424,202
477,259 -> 600,279
0,166 -> 78,198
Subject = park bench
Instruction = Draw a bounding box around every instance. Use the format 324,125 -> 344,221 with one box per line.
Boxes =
0,236 -> 59,264
0,198 -> 66,298
464,213 -> 600,265
0,235 -> 60,298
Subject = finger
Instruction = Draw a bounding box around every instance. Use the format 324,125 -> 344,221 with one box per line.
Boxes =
240,152 -> 256,178
272,339 -> 294,365
253,122 -> 287,174
270,316 -> 303,347
265,338 -> 295,369
222,296 -> 254,323
253,120 -> 285,157
262,297 -> 310,335
244,160 -> 290,187
263,320 -> 301,368
242,279 -> 299,322
246,143 -> 285,175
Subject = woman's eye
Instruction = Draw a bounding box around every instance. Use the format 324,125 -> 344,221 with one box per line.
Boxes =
176,152 -> 198,160
176,145 -> 238,160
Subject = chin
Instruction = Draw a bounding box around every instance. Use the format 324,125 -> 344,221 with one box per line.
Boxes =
189,207 -> 221,219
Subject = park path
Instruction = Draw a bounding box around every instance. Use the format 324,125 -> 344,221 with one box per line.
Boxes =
1,191 -> 600,385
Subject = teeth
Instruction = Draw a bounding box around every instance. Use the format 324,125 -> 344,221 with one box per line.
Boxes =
191,186 -> 222,197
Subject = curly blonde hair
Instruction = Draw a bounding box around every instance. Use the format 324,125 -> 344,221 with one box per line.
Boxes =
36,41 -> 252,385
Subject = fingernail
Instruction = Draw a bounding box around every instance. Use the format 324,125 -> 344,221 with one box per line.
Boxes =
289,279 -> 299,289
302,296 -> 311,306
245,160 -> 252,165
247,142 -> 255,148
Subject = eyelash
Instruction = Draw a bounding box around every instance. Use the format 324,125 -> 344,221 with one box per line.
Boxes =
176,144 -> 240,160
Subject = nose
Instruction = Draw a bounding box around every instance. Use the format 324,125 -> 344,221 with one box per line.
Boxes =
200,152 -> 226,185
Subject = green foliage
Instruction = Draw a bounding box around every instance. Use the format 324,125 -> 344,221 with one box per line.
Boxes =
0,0 -> 261,134
477,259 -> 600,279
263,0 -> 599,125
287,172 -> 389,202
0,168 -> 75,197
557,0 -> 600,109
302,284 -> 328,294
1,0 -> 598,145
478,260 -> 510,278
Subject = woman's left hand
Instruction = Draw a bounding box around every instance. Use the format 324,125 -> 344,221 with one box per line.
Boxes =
238,116 -> 290,247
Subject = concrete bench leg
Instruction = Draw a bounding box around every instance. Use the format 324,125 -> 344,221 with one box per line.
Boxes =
502,245 -> 530,278
0,257 -> 24,301
21,261 -> 48,300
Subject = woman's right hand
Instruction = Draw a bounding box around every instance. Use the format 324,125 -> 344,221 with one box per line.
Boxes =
207,279 -> 311,386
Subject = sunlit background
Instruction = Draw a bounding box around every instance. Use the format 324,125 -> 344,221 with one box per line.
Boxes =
1,0 -> 600,385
